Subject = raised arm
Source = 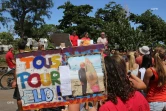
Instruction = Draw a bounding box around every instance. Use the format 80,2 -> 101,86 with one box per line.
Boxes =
129,73 -> 147,90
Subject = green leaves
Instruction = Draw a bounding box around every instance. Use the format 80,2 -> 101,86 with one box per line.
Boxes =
57,1 -> 166,50
0,32 -> 14,45
7,0 -> 54,38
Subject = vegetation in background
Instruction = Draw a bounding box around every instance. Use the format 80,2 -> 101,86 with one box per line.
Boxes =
0,0 -> 166,50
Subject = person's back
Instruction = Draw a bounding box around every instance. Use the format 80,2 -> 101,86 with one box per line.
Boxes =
100,56 -> 150,111
125,91 -> 149,111
139,67 -> 146,80
12,40 -> 27,111
146,67 -> 166,102
126,52 -> 139,76
139,54 -> 153,80
144,47 -> 166,111
99,97 -> 128,111
128,63 -> 139,76
99,91 -> 149,111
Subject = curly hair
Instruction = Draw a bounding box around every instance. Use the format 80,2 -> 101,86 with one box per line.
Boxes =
104,55 -> 135,104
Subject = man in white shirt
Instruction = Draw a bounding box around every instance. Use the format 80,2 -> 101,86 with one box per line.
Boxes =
97,32 -> 108,48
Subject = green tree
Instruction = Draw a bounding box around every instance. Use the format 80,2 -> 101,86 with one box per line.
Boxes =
5,0 -> 53,38
57,1 -> 102,40
95,2 -> 136,50
31,24 -> 57,39
130,10 -> 166,45
0,32 -> 14,44
0,0 -> 10,28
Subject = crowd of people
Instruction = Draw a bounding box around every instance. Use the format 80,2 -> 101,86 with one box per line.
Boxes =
4,31 -> 166,111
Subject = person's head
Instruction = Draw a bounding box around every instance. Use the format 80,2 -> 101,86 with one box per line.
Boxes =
141,54 -> 152,69
18,40 -> 26,52
72,31 -> 76,36
134,50 -> 140,58
84,32 -> 89,37
152,46 -> 163,57
154,47 -> 166,87
104,49 -> 110,56
8,45 -> 14,51
38,43 -> 45,50
104,56 -> 135,104
114,50 -> 120,56
111,50 -> 115,54
127,52 -> 135,69
101,32 -> 105,38
80,62 -> 85,68
139,46 -> 150,55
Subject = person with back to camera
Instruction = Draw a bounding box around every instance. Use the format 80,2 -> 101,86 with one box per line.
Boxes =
143,47 -> 166,111
138,54 -> 153,81
126,52 -> 139,76
12,40 -> 27,111
97,55 -> 149,111
64,55 -> 149,111
136,46 -> 154,66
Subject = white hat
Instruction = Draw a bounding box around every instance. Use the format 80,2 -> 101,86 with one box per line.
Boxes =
139,46 -> 150,55
8,45 -> 13,49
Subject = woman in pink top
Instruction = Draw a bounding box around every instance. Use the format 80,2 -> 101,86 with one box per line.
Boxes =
62,55 -> 149,111
99,56 -> 149,111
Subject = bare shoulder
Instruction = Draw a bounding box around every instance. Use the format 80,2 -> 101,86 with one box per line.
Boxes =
145,68 -> 153,77
132,63 -> 139,69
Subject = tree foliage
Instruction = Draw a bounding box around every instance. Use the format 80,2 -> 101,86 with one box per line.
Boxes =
1,1 -> 166,50
6,0 -> 53,38
31,24 -> 57,39
58,1 -> 166,50
0,32 -> 14,44
58,1 -> 101,39
0,0 -> 10,28
130,10 -> 166,44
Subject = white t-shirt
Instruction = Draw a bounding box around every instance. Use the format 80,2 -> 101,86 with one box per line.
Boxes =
97,37 -> 107,45
139,68 -> 146,80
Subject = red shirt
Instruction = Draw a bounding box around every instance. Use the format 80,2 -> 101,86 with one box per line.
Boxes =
125,91 -> 149,111
6,51 -> 15,68
99,97 -> 127,111
136,56 -> 143,66
70,35 -> 79,46
99,91 -> 149,111
146,68 -> 166,102
136,56 -> 154,66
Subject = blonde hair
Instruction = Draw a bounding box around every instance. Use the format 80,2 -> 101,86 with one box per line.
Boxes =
154,47 -> 166,87
127,52 -> 135,70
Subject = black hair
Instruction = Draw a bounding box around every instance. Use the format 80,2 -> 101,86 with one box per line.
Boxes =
141,54 -> 152,69
18,40 -> 26,50
84,32 -> 88,36
72,31 -> 76,33
104,55 -> 135,104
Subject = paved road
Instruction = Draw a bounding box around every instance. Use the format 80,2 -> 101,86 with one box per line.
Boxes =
0,89 -> 17,111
